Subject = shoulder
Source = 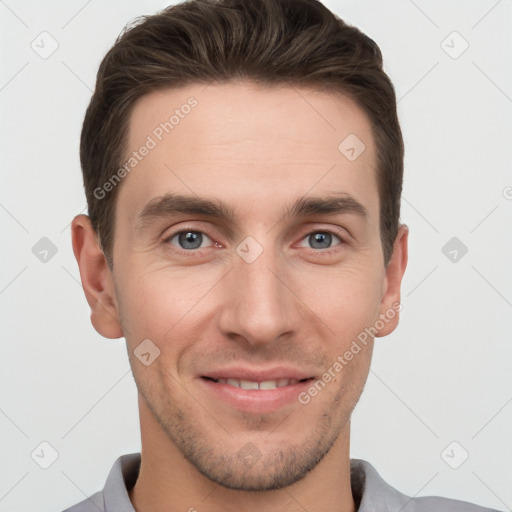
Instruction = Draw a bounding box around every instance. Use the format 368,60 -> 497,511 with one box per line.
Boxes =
60,452 -> 140,512
351,459 -> 503,512
409,495 -> 502,512
60,490 -> 104,512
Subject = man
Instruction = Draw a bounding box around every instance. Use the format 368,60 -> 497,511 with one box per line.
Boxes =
65,0 -> 502,510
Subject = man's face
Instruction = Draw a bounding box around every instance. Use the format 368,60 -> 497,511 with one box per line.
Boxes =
104,81 -> 403,490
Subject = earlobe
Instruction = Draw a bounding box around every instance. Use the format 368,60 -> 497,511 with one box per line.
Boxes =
375,224 -> 409,338
71,214 -> 124,339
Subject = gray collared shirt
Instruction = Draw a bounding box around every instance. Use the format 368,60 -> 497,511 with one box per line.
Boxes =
62,453 -> 502,512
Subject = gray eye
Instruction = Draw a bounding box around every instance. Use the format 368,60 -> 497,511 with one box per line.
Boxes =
171,231 -> 211,250
309,232 -> 333,249
180,232 -> 202,249
298,231 -> 342,250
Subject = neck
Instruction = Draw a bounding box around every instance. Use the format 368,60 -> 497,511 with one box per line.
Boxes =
129,398 -> 356,512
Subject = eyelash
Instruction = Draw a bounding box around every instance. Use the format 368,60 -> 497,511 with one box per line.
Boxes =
162,226 -> 347,255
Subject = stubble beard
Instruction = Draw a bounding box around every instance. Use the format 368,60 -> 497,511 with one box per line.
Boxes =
137,377 -> 356,492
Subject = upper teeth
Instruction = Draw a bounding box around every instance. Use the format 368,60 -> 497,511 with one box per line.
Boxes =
217,378 -> 298,390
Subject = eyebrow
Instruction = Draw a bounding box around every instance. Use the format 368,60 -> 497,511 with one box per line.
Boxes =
135,192 -> 368,231
285,193 -> 367,220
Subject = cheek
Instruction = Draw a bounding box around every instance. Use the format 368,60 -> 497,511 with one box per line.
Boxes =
116,267 -> 221,350
299,265 -> 383,339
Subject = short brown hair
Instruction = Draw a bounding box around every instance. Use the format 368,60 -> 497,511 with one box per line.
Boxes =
80,0 -> 403,268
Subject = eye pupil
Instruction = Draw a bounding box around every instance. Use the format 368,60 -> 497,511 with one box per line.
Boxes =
309,232 -> 332,249
179,231 -> 202,249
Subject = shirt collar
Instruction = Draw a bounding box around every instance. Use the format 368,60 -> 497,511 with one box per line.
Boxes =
102,452 -> 411,511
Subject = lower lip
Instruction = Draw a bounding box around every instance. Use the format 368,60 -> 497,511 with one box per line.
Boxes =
199,378 -> 314,414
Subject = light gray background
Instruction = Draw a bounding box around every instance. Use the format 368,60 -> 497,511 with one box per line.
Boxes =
1,1 -> 511,511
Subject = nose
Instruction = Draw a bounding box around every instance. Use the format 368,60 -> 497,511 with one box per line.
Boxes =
218,244 -> 297,348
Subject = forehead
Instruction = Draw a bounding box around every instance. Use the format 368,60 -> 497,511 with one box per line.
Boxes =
118,81 -> 379,224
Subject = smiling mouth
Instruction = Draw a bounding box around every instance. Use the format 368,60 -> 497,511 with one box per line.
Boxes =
202,376 -> 313,390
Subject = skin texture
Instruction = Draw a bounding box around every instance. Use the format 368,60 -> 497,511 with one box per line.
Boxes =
72,81 -> 408,512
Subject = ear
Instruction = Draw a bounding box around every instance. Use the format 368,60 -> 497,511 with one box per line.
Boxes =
375,224 -> 409,337
71,214 -> 123,339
